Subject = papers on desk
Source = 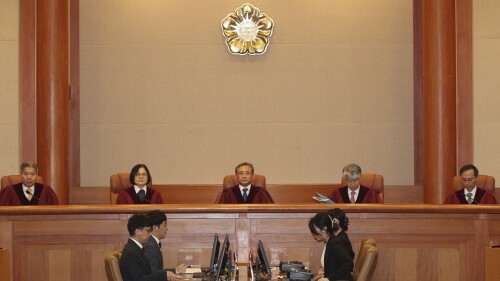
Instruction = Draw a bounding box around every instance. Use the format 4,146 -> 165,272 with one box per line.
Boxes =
312,193 -> 335,204
184,268 -> 202,273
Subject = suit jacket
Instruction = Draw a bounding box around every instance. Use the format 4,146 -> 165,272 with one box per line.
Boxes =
143,236 -> 164,273
119,238 -> 167,281
324,234 -> 354,281
217,185 -> 274,204
116,186 -> 164,204
444,188 -> 497,204
329,185 -> 381,204
0,182 -> 59,206
336,231 -> 354,261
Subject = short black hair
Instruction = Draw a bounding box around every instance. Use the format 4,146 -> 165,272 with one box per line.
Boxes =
460,164 -> 478,177
147,210 -> 167,227
127,214 -> 152,236
129,164 -> 152,185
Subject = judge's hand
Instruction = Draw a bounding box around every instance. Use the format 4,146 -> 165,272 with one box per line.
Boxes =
166,271 -> 178,281
317,278 -> 329,281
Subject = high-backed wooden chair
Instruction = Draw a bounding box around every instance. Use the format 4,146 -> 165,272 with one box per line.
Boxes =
354,245 -> 378,281
1,175 -> 43,190
222,174 -> 266,190
109,173 -> 152,204
340,173 -> 384,202
104,250 -> 123,281
452,175 -> 495,192
353,238 -> 377,280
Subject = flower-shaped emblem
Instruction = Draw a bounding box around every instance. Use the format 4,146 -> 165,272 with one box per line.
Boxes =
221,3 -> 274,55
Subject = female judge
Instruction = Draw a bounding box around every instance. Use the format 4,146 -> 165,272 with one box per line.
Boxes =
116,164 -> 164,204
309,208 -> 354,281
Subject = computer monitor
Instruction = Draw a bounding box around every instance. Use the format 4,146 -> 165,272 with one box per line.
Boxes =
257,240 -> 272,276
215,234 -> 230,280
209,234 -> 221,271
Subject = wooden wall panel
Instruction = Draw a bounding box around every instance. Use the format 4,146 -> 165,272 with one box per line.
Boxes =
1,205 -> 500,281
70,184 -> 422,205
0,250 -> 9,281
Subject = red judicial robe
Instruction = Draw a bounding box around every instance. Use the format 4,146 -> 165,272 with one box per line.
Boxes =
217,185 -> 274,204
0,182 -> 59,205
444,188 -> 497,204
328,185 -> 381,204
116,186 -> 164,204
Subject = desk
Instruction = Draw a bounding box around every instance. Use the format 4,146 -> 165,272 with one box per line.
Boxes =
0,249 -> 10,281
1,204 -> 500,281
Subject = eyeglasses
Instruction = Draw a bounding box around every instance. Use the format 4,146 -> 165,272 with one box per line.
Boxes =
135,173 -> 148,178
139,228 -> 152,233
462,178 -> 475,183
237,172 -> 253,176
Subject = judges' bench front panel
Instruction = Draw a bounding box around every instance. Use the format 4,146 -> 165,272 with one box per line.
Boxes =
0,204 -> 498,281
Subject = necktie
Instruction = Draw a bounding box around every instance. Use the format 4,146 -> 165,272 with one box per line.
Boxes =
350,191 -> 356,204
242,188 -> 248,202
466,192 -> 473,204
137,189 -> 146,202
26,187 -> 33,201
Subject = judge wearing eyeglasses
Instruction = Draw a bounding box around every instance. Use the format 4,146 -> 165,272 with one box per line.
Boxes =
217,162 -> 274,204
116,164 -> 164,204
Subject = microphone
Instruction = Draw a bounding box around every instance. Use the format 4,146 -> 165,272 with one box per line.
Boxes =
26,189 -> 48,205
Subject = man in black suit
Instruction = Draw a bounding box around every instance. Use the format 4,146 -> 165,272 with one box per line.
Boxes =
144,210 -> 175,279
120,214 -> 176,281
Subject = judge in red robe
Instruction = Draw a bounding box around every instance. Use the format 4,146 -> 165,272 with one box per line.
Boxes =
328,163 -> 381,204
444,187 -> 497,204
329,185 -> 381,204
444,164 -> 497,204
217,162 -> 274,204
0,162 -> 59,205
117,164 -> 164,204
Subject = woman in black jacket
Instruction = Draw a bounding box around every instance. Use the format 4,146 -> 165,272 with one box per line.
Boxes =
309,208 -> 354,281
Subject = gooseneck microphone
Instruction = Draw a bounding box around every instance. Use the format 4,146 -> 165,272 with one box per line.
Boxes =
25,189 -> 49,205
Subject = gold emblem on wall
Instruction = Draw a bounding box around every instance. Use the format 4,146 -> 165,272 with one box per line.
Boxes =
221,3 -> 274,55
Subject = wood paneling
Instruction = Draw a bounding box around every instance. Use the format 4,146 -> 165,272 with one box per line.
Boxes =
36,0 -> 70,204
1,205 -> 500,281
19,0 -> 37,163
422,0 -> 457,203
485,248 -> 500,281
70,184 -> 421,205
455,0 -> 473,168
0,250 -> 9,281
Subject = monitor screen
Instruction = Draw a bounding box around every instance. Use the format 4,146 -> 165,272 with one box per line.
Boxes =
209,234 -> 221,270
257,240 -> 272,276
215,234 -> 230,280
